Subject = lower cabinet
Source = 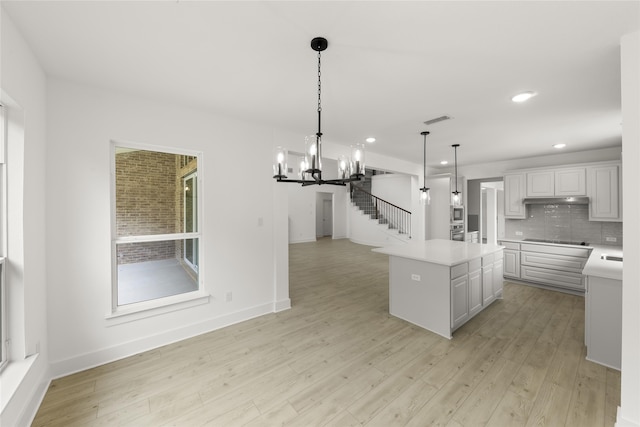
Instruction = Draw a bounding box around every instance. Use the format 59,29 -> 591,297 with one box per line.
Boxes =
450,251 -> 503,331
468,267 -> 483,317
482,254 -> 495,306
451,274 -> 469,329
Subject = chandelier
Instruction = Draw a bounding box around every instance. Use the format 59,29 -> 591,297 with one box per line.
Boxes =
273,37 -> 365,186
419,131 -> 430,205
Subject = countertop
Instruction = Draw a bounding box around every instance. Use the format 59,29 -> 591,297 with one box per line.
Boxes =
372,239 -> 504,266
583,245 -> 623,281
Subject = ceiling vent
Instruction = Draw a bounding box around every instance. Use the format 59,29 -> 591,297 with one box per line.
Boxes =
423,115 -> 452,126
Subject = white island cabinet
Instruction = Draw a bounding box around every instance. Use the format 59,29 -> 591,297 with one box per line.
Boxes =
373,239 -> 504,339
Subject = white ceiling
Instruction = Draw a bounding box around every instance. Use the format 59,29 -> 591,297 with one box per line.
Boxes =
3,1 -> 639,169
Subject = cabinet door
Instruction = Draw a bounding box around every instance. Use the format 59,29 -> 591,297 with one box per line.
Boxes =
503,250 -> 520,278
451,274 -> 470,329
482,265 -> 495,305
555,168 -> 586,196
468,269 -> 482,317
588,165 -> 621,221
504,173 -> 526,219
527,171 -> 555,197
493,258 -> 504,298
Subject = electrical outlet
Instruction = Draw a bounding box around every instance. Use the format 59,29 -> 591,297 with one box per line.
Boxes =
515,231 -> 523,236
605,237 -> 617,242
411,274 -> 421,281
225,292 -> 233,302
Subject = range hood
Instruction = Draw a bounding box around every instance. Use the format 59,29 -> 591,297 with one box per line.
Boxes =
522,196 -> 590,205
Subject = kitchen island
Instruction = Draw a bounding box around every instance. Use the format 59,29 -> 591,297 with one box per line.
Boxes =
373,239 -> 504,339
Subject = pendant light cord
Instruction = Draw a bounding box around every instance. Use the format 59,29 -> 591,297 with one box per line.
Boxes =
317,50 -> 322,139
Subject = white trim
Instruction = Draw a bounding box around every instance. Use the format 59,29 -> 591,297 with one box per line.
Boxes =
273,298 -> 291,312
105,291 -> 210,325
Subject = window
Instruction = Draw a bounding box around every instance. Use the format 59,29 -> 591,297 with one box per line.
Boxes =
111,143 -> 202,312
0,104 -> 7,371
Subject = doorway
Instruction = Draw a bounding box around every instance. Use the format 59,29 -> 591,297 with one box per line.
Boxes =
316,192 -> 333,238
480,181 -> 504,245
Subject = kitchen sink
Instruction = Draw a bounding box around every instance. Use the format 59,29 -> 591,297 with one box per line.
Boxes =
601,254 -> 623,262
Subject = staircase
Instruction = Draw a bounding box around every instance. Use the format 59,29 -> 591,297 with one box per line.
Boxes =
350,184 -> 411,243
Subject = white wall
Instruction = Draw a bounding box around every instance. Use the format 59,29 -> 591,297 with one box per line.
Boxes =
371,174 -> 412,211
0,9 -> 50,427
45,78 -> 288,376
456,146 -> 622,181
619,30 -> 640,427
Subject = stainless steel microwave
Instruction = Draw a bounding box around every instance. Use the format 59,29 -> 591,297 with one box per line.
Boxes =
451,206 -> 465,223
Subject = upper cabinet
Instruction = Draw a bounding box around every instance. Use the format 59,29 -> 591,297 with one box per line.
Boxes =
588,164 -> 621,222
504,173 -> 527,219
505,161 -> 620,222
526,168 -> 586,197
555,168 -> 586,196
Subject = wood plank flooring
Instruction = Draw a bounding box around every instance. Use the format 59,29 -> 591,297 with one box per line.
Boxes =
32,238 -> 620,426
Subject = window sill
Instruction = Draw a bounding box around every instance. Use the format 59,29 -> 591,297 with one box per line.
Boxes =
0,353 -> 38,413
105,291 -> 210,326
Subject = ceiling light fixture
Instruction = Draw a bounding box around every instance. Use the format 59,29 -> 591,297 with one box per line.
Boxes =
440,160 -> 448,165
451,144 -> 462,206
365,137 -> 376,143
419,131 -> 430,205
511,91 -> 537,103
553,143 -> 567,149
273,37 -> 364,186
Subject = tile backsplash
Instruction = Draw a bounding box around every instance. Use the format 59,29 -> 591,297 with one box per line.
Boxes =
504,204 -> 622,246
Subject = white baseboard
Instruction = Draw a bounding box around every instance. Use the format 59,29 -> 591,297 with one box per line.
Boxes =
49,302 -> 274,379
617,406 -> 640,427
273,298 -> 291,312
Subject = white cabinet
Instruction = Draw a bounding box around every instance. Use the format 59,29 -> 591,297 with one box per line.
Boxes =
451,274 -> 469,329
588,164 -> 621,222
519,243 -> 590,292
526,168 -> 586,197
527,171 -> 555,197
501,241 -> 520,279
504,173 -> 527,219
555,168 -> 586,196
493,256 -> 504,298
468,259 -> 483,317
450,252 -> 502,333
482,254 -> 495,306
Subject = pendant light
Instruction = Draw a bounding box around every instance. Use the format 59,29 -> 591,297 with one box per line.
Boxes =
273,37 -> 364,186
451,144 -> 462,206
419,131 -> 430,205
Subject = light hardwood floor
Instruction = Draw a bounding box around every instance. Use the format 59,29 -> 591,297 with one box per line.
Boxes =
33,238 -> 620,426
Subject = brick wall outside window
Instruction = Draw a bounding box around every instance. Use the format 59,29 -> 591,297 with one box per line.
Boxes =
116,150 -> 196,264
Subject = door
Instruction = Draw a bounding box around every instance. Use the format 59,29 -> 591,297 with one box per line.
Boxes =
184,171 -> 198,272
323,199 -> 333,237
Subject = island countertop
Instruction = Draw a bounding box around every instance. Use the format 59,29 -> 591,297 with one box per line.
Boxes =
372,239 -> 504,266
583,244 -> 623,281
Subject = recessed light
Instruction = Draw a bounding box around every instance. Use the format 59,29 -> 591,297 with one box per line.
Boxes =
440,160 -> 448,165
365,137 -> 376,143
553,143 -> 567,149
511,91 -> 537,103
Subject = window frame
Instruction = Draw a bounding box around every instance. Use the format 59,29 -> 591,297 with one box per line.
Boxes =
0,103 -> 7,371
109,140 -> 206,318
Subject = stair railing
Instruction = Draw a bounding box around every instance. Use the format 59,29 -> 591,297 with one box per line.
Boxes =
350,184 -> 412,238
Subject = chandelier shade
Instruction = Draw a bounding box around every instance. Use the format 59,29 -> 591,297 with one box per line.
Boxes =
272,37 -> 364,187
